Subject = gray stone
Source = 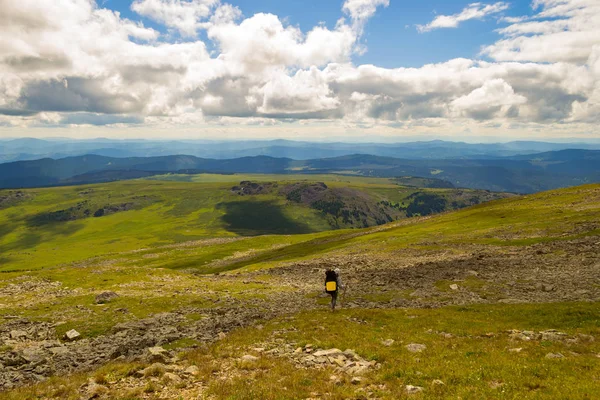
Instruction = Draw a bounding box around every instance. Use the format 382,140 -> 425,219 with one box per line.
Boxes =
406,385 -> 424,394
449,284 -> 459,291
241,354 -> 259,362
21,348 -> 46,364
9,331 -> 27,340
545,353 -> 564,359
64,329 -> 80,341
94,291 -> 118,304
382,339 -> 395,347
49,347 -> 69,356
163,372 -> 182,384
541,330 -> 567,341
184,365 -> 200,375
313,348 -> 343,357
405,343 -> 426,353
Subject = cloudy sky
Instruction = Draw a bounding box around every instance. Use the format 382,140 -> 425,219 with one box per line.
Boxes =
0,0 -> 599,141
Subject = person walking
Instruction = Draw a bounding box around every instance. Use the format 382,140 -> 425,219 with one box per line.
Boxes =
325,268 -> 344,311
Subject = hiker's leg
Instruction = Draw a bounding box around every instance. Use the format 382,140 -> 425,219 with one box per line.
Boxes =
331,292 -> 337,311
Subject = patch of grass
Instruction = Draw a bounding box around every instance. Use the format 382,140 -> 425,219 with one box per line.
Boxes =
199,302 -> 600,399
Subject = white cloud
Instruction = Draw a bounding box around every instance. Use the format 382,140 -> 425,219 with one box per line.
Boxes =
417,2 -> 510,33
343,0 -> 390,24
484,0 -> 600,63
451,79 -> 527,119
0,0 -> 599,139
131,0 -> 220,37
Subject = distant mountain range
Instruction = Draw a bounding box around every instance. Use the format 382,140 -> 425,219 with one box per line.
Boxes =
1,149 -> 599,193
2,138 -> 600,163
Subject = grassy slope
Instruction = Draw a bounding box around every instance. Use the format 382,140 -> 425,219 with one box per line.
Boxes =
0,183 -> 599,399
3,303 -> 599,399
0,174 -> 508,273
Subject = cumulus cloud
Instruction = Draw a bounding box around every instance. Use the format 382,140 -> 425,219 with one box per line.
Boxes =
483,0 -> 600,63
451,79 -> 527,120
0,0 -> 599,136
417,2 -> 509,33
131,0 -> 220,37
343,0 -> 389,31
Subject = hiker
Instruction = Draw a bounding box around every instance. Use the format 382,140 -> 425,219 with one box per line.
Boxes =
325,268 -> 344,311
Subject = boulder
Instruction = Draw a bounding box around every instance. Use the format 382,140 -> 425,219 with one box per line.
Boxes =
94,291 -> 118,304
351,377 -> 362,385
49,347 -> 69,356
64,329 -> 80,341
406,385 -> 424,394
146,346 -> 168,363
313,348 -> 343,357
9,331 -> 27,340
241,354 -> 259,362
21,348 -> 46,364
162,372 -> 182,384
184,365 -> 200,376
405,343 -> 426,353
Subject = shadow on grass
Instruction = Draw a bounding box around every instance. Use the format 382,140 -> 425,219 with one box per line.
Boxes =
218,200 -> 315,236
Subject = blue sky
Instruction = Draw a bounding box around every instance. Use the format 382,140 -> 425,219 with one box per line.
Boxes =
0,0 -> 598,141
107,0 -> 534,67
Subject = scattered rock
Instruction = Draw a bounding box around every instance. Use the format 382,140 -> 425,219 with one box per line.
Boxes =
241,354 -> 259,362
64,329 -> 81,341
406,343 -> 426,353
146,346 -> 168,363
449,284 -> 459,291
540,330 -> 567,341
21,348 -> 46,364
381,339 -> 395,347
85,381 -> 108,399
9,330 -> 27,340
351,377 -> 362,385
432,379 -> 444,386
313,349 -> 342,357
545,353 -> 564,359
162,372 -> 182,384
406,385 -> 424,394
184,365 -> 200,376
94,291 -> 118,304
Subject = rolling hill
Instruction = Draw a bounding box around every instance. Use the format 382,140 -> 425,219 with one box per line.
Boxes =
1,150 -> 599,192
2,138 -> 600,162
0,174 -> 513,273
0,181 -> 598,398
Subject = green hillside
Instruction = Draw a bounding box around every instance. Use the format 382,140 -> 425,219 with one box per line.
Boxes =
0,182 -> 598,399
0,174 -> 511,273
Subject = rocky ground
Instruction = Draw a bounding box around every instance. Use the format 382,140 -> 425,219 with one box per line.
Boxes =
1,235 -> 599,393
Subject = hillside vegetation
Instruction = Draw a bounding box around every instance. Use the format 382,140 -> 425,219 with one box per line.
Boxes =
0,182 -> 598,398
0,174 -> 511,272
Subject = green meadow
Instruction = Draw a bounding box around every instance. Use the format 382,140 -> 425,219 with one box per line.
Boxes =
0,177 -> 599,399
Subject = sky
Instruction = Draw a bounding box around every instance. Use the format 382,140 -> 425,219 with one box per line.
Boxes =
0,0 -> 599,142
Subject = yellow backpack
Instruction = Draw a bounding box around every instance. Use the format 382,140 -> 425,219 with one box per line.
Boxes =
326,281 -> 337,292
